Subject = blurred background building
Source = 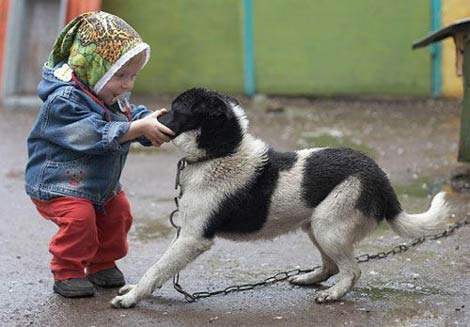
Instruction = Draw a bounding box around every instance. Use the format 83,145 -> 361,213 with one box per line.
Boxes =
0,0 -> 469,107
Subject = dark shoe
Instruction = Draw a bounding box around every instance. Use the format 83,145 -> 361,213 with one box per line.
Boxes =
87,267 -> 125,288
53,278 -> 95,298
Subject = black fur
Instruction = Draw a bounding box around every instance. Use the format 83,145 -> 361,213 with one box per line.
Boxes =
159,88 -> 243,158
193,96 -> 243,158
301,148 -> 402,221
203,149 -> 298,238
158,88 -> 207,134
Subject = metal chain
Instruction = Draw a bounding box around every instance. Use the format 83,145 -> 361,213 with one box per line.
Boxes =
169,159 -> 470,302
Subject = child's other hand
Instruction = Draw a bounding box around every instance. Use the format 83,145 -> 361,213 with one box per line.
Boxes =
141,109 -> 175,146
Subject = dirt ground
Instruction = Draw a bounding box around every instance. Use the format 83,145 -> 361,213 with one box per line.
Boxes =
1,95 -> 469,327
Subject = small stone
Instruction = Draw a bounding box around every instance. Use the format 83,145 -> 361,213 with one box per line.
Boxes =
274,316 -> 283,320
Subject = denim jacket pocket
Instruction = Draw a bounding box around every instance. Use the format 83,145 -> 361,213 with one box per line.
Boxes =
39,154 -> 101,202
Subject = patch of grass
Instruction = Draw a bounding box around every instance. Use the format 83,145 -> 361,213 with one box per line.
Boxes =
355,285 -> 445,301
128,143 -> 175,154
132,218 -> 173,241
393,176 -> 432,198
356,286 -> 411,300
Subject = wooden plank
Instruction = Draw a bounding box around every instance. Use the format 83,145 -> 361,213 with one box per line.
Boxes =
0,0 -> 11,94
66,0 -> 101,23
458,35 -> 470,162
412,18 -> 470,49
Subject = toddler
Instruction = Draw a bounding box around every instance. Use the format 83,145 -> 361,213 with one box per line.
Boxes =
24,11 -> 174,297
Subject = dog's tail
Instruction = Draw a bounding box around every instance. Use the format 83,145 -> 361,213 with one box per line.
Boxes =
386,192 -> 450,238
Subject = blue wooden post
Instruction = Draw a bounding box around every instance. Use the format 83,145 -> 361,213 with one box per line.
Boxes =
243,0 -> 255,96
430,0 -> 442,97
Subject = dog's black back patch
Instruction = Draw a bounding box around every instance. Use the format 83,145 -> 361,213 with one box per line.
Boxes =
302,148 -> 402,221
203,149 -> 298,238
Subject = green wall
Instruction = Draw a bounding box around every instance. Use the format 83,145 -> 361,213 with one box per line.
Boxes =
254,0 -> 431,96
103,0 -> 431,96
103,0 -> 245,94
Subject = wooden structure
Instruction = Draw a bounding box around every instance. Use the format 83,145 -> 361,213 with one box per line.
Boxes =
0,0 -> 101,108
414,18 -> 470,192
414,18 -> 470,163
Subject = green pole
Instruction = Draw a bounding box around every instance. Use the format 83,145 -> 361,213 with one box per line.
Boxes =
458,35 -> 470,162
431,0 -> 442,97
243,0 -> 255,96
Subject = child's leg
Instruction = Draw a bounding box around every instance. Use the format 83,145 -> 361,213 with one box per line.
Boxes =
87,190 -> 133,274
33,197 -> 99,281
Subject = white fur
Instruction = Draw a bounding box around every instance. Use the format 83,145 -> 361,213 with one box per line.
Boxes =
232,104 -> 249,132
171,129 -> 207,162
296,177 -> 373,302
255,149 -> 322,240
388,191 -> 450,238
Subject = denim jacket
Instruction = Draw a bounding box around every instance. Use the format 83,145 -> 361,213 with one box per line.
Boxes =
25,62 -> 152,208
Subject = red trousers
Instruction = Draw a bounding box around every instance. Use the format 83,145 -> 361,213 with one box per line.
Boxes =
32,191 -> 133,281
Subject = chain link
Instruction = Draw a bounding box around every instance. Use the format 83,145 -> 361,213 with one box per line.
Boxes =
169,159 -> 470,302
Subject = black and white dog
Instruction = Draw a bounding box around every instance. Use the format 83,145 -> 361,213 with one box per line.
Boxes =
111,88 -> 449,308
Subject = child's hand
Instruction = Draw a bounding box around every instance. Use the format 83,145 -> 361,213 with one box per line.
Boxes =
139,109 -> 175,146
119,109 -> 175,145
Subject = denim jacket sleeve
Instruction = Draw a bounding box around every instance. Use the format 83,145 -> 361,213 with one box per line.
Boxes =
43,94 -> 131,155
129,103 -> 153,146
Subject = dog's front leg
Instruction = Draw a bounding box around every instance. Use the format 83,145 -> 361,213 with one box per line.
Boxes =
111,236 -> 213,309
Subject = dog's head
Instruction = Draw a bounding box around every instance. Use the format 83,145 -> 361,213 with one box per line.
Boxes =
159,88 -> 248,161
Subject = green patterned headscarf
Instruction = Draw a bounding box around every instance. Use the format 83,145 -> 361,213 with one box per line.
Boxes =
48,11 -> 150,94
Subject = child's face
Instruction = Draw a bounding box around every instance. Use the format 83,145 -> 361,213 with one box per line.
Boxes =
98,53 -> 145,105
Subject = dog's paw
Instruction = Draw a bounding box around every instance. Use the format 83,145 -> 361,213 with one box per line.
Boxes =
111,294 -> 137,309
289,269 -> 334,286
289,272 -> 321,286
314,288 -> 343,303
118,284 -> 136,295
289,274 -> 314,285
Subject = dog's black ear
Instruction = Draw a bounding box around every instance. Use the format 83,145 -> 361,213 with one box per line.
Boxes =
192,96 -> 232,120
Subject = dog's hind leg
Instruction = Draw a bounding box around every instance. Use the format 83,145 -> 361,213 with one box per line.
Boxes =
311,211 -> 375,302
303,177 -> 375,303
289,222 -> 339,285
111,236 -> 213,308
312,227 -> 360,303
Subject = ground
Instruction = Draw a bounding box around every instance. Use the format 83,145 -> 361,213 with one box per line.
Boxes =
1,95 -> 469,327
